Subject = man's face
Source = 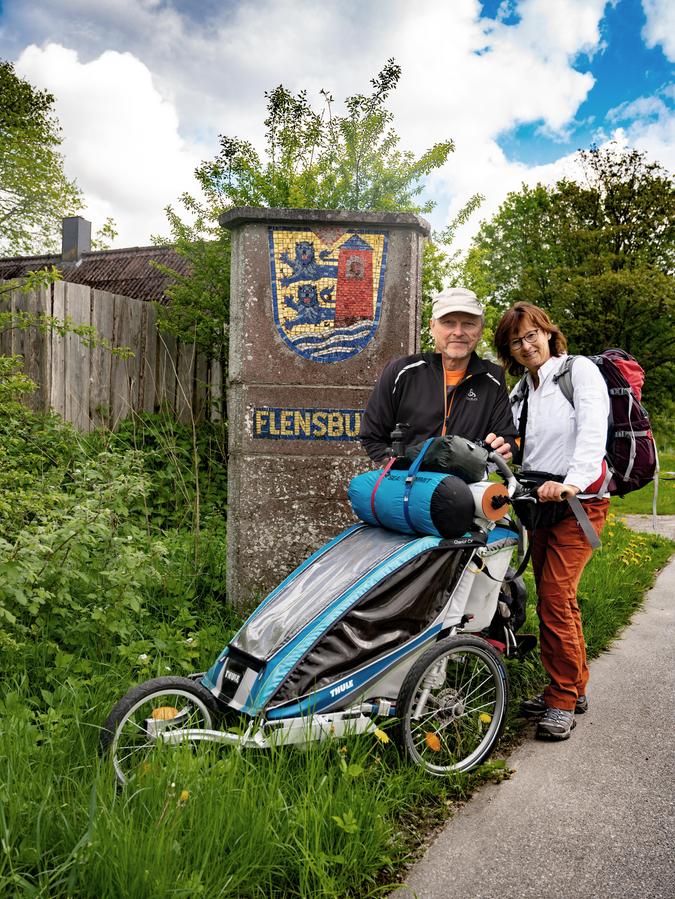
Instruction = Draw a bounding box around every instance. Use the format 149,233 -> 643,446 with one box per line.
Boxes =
430,312 -> 483,367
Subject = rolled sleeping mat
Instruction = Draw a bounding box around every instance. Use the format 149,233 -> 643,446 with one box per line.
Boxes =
348,468 -> 475,539
468,481 -> 510,523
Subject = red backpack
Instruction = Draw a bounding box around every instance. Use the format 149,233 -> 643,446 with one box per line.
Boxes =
553,349 -> 659,498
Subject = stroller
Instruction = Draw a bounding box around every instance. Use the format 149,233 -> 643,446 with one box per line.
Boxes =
101,436 -> 536,786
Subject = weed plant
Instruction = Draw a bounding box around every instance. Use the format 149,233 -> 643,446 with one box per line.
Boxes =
0,400 -> 672,898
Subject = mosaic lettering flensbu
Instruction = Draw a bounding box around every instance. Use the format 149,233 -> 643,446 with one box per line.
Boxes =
268,226 -> 389,363
252,407 -> 363,441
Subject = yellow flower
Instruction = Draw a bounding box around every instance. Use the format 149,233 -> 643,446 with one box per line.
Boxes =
179,790 -> 190,803
479,713 -> 492,724
373,728 -> 390,744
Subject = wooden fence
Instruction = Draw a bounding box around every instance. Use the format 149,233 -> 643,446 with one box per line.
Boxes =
0,280 -> 222,431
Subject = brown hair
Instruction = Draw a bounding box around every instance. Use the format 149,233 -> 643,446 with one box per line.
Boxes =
494,302 -> 568,376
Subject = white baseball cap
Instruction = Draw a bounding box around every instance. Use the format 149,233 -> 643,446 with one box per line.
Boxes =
431,287 -> 484,319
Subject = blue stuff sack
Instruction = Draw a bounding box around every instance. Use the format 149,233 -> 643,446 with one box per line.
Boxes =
348,468 -> 475,539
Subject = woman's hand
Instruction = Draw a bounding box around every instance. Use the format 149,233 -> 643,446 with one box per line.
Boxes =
537,481 -> 580,503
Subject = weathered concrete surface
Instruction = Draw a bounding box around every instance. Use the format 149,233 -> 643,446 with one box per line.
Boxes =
392,525 -> 675,899
223,208 -> 429,605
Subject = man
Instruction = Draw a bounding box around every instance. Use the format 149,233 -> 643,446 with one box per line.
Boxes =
360,287 -> 516,463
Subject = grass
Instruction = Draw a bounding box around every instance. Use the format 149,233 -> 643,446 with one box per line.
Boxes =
610,450 -> 675,515
1,516 -> 672,898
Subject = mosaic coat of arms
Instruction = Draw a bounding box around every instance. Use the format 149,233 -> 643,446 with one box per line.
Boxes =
268,226 -> 389,363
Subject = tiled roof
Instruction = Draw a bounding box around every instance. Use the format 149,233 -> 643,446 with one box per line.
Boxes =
0,245 -> 192,302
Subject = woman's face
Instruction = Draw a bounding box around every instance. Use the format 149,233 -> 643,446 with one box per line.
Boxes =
509,316 -> 552,374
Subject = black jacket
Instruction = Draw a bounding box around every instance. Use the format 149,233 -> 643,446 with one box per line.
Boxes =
360,352 -> 517,463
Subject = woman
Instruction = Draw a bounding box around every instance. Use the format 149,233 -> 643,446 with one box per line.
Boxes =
494,302 -> 610,740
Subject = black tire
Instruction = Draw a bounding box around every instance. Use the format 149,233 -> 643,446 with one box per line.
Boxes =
100,676 -> 221,787
395,635 -> 508,775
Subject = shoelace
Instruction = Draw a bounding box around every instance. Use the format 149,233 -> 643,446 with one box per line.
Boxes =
542,707 -> 573,723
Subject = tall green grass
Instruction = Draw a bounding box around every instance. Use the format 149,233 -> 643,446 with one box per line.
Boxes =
1,516 -> 671,898
610,451 -> 675,515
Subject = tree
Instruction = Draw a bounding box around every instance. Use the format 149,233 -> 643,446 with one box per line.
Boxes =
0,60 -> 83,256
191,60 -> 453,215
464,144 -> 675,407
156,61 -> 469,411
420,194 -> 484,352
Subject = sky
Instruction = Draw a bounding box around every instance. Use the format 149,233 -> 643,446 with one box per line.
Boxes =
1,0 -> 673,252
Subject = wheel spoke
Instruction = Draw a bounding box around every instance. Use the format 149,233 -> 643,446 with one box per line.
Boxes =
397,638 -> 507,774
103,679 -> 217,786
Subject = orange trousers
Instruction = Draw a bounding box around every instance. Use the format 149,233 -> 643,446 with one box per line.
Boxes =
529,499 -> 610,711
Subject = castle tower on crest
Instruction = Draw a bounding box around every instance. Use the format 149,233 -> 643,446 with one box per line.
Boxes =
334,234 -> 374,325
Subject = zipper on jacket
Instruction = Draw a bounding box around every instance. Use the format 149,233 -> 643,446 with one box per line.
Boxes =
442,373 -> 473,436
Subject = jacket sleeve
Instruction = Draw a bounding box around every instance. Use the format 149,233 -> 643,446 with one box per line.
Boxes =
359,360 -> 400,464
489,369 -> 519,452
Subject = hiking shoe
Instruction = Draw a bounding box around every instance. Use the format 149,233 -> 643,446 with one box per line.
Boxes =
521,692 -> 588,718
536,707 -> 577,740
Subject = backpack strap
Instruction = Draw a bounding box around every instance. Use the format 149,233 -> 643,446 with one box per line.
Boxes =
552,354 -> 578,406
565,494 -> 602,549
511,378 -> 529,462
553,355 -> 613,497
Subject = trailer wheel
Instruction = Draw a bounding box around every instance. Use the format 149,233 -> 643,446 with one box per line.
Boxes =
396,635 -> 508,775
100,676 -> 220,787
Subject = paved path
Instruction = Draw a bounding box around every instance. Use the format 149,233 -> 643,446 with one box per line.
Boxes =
392,518 -> 675,899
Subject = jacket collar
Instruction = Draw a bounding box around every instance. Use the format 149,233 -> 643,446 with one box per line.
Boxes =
429,351 -> 489,376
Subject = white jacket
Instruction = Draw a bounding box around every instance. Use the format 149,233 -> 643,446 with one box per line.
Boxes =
510,354 -> 609,494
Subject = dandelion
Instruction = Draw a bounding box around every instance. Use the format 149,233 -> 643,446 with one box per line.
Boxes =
178,789 -> 190,804
479,713 -> 492,724
373,727 -> 390,744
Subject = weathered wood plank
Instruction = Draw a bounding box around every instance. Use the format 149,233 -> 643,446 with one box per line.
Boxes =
90,288 -> 115,428
64,282 -> 93,432
208,357 -> 223,422
0,282 -> 13,356
156,330 -> 178,413
193,351 -> 208,422
22,286 -> 52,413
110,293 -> 144,427
50,281 -> 67,419
175,340 -> 196,424
140,302 -> 158,414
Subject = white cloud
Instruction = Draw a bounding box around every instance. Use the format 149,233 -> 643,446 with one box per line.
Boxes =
641,0 -> 675,62
14,43 -> 209,246
608,95 -> 669,122
4,0 -> 635,251
606,83 -> 675,174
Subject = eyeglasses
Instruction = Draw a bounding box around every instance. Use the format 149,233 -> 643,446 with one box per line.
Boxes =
510,329 -> 541,351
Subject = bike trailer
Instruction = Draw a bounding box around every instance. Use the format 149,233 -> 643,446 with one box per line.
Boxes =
203,522 -> 518,721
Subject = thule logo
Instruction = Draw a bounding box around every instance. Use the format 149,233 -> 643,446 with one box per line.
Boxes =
223,669 -> 241,684
329,679 -> 354,698
466,388 -> 478,401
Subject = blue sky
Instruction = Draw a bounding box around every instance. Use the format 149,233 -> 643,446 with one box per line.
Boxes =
493,0 -> 674,164
1,0 -> 672,249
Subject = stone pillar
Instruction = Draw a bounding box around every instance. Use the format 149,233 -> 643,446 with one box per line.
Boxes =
220,207 -> 430,606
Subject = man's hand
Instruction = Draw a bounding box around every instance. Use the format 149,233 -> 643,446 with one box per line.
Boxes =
484,433 -> 512,462
537,481 -> 580,503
